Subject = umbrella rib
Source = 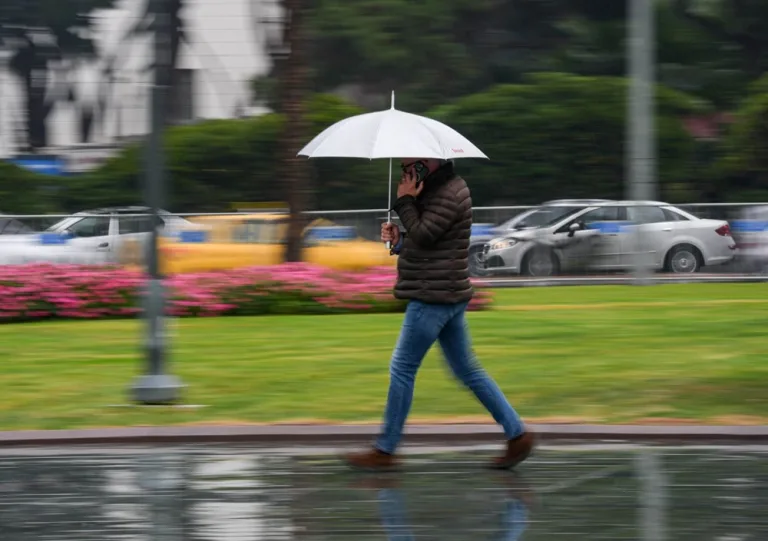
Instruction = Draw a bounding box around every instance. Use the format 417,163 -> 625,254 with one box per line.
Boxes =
425,123 -> 448,159
409,112 -> 449,159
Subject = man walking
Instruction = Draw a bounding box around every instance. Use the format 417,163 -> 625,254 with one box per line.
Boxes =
344,158 -> 534,470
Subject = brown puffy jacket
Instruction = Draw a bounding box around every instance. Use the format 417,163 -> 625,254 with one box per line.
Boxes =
391,161 -> 473,304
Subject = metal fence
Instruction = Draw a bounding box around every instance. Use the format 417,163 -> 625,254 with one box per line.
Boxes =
302,203 -> 768,242
1,202 -> 766,283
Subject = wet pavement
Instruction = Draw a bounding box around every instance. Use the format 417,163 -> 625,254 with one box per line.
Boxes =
1,444 -> 767,540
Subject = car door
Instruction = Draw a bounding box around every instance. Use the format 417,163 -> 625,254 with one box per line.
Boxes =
625,205 -> 675,269
116,213 -> 163,265
566,206 -> 625,269
65,215 -> 115,264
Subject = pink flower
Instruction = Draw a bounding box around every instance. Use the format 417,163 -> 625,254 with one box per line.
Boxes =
0,263 -> 493,322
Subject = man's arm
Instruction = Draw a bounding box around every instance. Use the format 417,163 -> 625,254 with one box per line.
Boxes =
392,194 -> 458,248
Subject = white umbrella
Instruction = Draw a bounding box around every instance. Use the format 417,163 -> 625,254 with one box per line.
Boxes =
297,91 -> 488,247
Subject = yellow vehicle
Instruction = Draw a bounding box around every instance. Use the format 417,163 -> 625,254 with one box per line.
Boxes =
120,213 -> 396,274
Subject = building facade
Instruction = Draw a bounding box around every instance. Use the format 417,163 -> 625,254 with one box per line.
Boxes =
0,0 -> 274,169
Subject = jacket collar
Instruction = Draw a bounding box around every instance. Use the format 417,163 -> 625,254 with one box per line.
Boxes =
424,161 -> 455,188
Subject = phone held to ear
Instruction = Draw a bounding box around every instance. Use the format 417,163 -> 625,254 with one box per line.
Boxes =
412,161 -> 429,183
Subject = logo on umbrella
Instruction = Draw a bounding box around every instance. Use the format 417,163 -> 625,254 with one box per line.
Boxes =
452,148 -> 464,153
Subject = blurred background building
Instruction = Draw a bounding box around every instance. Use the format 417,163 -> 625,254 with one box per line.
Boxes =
0,0 -> 274,172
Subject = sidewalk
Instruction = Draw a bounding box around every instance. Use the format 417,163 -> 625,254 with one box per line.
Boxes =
1,423 -> 767,447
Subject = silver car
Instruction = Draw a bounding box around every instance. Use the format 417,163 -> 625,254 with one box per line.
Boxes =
481,201 -> 736,276
468,199 -> 610,275
0,207 -> 195,265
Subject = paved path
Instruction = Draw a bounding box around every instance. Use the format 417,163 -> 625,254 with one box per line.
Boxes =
1,443 -> 767,540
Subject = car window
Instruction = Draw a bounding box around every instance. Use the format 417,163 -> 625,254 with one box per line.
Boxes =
67,216 -> 111,238
119,216 -> 161,234
627,206 -> 668,224
553,207 -> 619,233
0,218 -> 31,234
513,206 -> 587,229
661,208 -> 690,222
231,220 -> 285,243
582,206 -> 621,224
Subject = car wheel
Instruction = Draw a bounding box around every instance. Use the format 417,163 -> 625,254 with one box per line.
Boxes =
522,247 -> 559,277
468,246 -> 486,277
665,244 -> 702,274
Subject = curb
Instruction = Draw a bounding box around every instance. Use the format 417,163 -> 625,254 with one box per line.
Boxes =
1,424 -> 767,447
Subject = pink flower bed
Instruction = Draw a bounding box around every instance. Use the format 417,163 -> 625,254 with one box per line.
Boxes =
0,263 -> 494,323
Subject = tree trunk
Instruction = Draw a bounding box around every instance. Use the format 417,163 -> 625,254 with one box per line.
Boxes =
280,0 -> 311,263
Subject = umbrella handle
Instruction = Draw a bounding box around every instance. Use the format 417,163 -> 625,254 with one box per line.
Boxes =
386,208 -> 391,250
386,157 -> 393,251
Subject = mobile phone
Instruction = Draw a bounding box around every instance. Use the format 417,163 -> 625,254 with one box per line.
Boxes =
411,161 -> 429,183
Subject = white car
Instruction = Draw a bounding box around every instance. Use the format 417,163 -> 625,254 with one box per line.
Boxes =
0,207 -> 196,266
0,214 -> 34,235
481,201 -> 737,276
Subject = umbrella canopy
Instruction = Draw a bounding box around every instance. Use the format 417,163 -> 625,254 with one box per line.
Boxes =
297,95 -> 488,161
297,92 -> 488,249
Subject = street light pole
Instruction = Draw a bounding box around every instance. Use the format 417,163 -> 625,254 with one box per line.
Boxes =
131,0 -> 184,404
627,0 -> 656,283
626,0 -> 656,202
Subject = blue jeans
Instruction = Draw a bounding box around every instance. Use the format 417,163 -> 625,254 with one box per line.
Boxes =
375,300 -> 525,454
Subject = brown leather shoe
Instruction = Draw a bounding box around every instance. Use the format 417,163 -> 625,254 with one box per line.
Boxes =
343,448 -> 400,471
490,432 -> 535,470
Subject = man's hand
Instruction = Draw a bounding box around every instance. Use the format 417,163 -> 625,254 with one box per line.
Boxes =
381,222 -> 400,246
397,170 -> 424,199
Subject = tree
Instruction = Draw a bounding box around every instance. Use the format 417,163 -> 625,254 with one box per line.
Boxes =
428,72 -> 706,204
717,85 -> 768,202
60,94 -> 357,213
669,0 -> 768,108
254,0 -> 633,114
271,0 -> 311,262
0,0 -> 116,150
62,80 -> 717,213
0,161 -> 59,213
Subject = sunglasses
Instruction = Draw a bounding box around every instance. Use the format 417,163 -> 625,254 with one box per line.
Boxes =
401,160 -> 427,173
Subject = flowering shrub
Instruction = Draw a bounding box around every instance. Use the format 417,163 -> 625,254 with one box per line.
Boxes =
0,263 -> 494,323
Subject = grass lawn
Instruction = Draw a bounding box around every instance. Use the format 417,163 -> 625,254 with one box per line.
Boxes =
1,283 -> 767,431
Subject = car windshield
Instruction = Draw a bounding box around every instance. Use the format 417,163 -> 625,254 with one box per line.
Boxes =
46,217 -> 78,232
510,206 -> 586,229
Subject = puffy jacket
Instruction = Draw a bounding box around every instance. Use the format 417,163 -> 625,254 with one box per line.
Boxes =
391,161 -> 473,304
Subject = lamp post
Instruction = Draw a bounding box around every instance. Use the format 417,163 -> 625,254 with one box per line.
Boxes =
130,0 -> 184,404
626,0 -> 655,202
626,0 -> 656,283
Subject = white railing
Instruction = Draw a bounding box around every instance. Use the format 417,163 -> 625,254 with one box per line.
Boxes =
4,202 -> 767,242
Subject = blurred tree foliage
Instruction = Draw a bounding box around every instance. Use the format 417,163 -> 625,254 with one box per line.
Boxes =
61,94 -> 387,212
429,72 -> 706,205
0,162 -> 59,214
57,76 -> 731,211
16,0 -> 768,213
253,0 -> 768,113
717,86 -> 768,202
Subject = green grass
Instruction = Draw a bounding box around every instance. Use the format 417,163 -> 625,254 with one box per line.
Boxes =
1,283 -> 767,431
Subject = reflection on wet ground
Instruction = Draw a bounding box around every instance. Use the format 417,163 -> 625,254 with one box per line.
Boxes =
0,444 -> 767,540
